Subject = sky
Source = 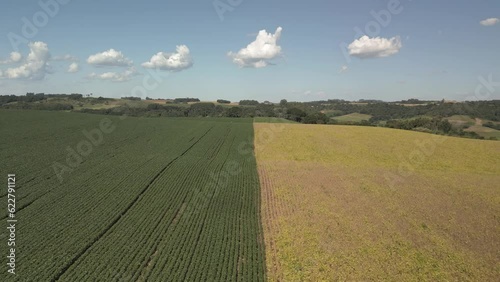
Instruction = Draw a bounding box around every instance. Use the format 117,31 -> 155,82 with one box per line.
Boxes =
0,0 -> 499,102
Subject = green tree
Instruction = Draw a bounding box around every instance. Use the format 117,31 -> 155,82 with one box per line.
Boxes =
226,107 -> 242,117
303,112 -> 328,124
286,108 -> 307,122
438,119 -> 452,133
188,103 -> 216,117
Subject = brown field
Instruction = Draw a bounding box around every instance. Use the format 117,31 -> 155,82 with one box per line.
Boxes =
254,123 -> 500,281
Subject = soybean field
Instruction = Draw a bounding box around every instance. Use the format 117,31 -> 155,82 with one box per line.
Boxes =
0,110 -> 266,281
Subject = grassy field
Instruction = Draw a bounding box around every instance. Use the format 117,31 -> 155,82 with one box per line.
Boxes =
320,109 -> 344,117
464,125 -> 500,139
460,118 -> 500,139
332,113 -> 372,123
446,115 -> 476,128
254,123 -> 500,281
0,110 -> 265,281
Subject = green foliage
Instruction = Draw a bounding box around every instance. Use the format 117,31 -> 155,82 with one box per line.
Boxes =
299,100 -> 500,122
303,112 -> 329,124
2,102 -> 73,111
386,117 -> 452,133
239,100 -> 260,106
187,102 -> 216,117
398,98 -> 429,104
217,99 -> 231,104
483,121 -> 500,130
121,96 -> 141,101
174,97 -> 200,103
225,106 -> 242,117
286,107 -> 307,122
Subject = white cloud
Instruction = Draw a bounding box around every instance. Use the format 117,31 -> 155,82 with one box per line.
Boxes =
9,52 -> 22,63
348,35 -> 402,59
68,62 -> 79,73
87,49 -> 132,67
52,54 -> 78,61
0,42 -> 51,80
339,65 -> 348,73
0,52 -> 22,64
228,27 -> 283,68
480,18 -> 499,26
88,67 -> 138,82
142,45 -> 193,71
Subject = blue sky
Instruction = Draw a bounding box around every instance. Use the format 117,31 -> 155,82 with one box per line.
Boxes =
0,0 -> 499,102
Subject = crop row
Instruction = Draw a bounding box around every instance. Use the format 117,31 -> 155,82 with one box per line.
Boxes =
0,111 -> 266,281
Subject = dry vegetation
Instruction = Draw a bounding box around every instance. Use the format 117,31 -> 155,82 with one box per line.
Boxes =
254,123 -> 500,281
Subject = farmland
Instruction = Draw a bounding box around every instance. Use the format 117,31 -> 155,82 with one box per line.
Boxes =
331,113 -> 372,123
255,123 -> 500,281
253,117 -> 297,124
1,109 -> 499,281
0,110 -> 265,281
446,115 -> 476,128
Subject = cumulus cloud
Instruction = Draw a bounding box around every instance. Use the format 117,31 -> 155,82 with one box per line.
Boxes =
480,18 -> 499,26
52,54 -> 78,61
11,52 -> 22,62
348,35 -> 402,59
0,52 -> 23,64
142,45 -> 193,71
88,67 -> 138,82
228,27 -> 283,68
67,62 -> 79,73
0,42 -> 51,80
87,49 -> 132,67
